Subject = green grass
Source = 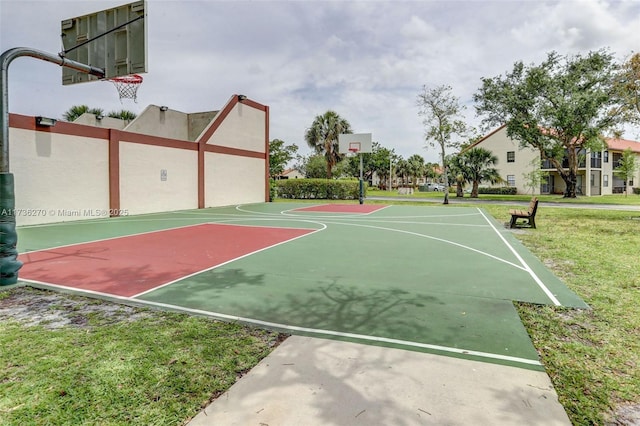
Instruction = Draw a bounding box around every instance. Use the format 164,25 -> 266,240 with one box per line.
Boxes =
0,289 -> 283,426
2,199 -> 639,424
481,204 -> 640,424
367,187 -> 640,205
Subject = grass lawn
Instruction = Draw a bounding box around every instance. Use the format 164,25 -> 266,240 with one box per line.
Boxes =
0,290 -> 284,425
1,198 -> 639,425
484,204 -> 640,425
368,187 -> 640,205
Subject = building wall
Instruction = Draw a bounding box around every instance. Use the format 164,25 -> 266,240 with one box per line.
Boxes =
74,113 -> 127,130
471,127 -> 538,194
7,94 -> 269,226
475,126 -> 640,196
206,102 -> 266,152
124,105 -> 190,140
205,153 -> 266,207
119,142 -> 198,215
9,126 -> 109,226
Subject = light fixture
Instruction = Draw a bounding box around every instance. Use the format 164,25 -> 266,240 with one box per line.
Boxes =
35,116 -> 57,127
159,106 -> 168,112
237,95 -> 247,101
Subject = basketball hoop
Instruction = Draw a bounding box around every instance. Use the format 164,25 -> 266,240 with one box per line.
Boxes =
348,142 -> 361,155
108,74 -> 143,102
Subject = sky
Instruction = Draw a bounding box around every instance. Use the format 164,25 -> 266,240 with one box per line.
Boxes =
1,0 -> 639,163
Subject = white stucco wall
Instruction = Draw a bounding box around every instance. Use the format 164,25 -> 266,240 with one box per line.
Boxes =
119,142 -> 198,215
205,152 -> 265,207
206,103 -> 266,152
9,128 -> 109,226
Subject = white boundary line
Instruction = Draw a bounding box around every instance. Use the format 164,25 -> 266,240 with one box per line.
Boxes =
18,279 -> 542,366
320,220 -> 527,271
477,208 -> 561,306
131,222 -> 327,298
133,299 -> 543,367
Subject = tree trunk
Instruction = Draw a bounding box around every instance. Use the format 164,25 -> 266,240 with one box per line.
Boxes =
471,180 -> 479,198
456,182 -> 463,197
562,170 -> 577,198
441,147 -> 449,205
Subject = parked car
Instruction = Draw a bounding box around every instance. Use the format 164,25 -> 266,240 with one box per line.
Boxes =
426,183 -> 445,191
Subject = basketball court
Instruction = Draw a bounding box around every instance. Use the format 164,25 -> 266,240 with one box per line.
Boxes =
2,4 -> 581,422
17,202 -> 587,371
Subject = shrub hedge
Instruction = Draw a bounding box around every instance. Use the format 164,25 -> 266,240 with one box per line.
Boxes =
275,178 -> 365,199
477,187 -> 518,195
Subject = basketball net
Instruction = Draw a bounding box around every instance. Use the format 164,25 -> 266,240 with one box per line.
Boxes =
108,74 -> 143,103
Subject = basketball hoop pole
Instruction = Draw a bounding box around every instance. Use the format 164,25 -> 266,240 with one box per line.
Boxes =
359,152 -> 364,205
0,47 -> 105,285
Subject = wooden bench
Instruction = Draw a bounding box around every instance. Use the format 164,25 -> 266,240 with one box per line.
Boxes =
509,197 -> 538,229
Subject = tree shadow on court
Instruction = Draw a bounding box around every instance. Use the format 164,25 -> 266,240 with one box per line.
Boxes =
230,278 -> 443,344
142,268 -> 266,303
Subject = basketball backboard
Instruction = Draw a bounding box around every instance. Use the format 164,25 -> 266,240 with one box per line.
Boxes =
338,133 -> 373,154
60,1 -> 147,85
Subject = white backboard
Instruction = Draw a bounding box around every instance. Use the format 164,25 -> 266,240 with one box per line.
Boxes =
338,133 -> 373,154
61,1 -> 147,85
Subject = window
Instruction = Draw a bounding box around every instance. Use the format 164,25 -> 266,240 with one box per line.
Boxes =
591,173 -> 595,187
507,175 -> 516,187
603,175 -> 608,187
507,151 -> 515,163
604,151 -> 609,163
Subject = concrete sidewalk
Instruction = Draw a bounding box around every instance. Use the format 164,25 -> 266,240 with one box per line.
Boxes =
187,336 -> 571,426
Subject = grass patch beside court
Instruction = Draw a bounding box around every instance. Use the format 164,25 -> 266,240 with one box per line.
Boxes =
0,287 -> 284,425
482,204 -> 640,424
368,188 -> 640,205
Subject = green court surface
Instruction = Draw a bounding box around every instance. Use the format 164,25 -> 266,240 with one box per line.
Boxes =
17,203 -> 588,370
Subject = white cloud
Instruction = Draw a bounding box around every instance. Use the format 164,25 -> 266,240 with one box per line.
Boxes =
2,0 -> 638,163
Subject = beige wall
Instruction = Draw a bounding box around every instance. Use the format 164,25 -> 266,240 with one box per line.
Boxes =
473,127 -> 538,194
119,142 -> 198,215
207,103 -> 266,152
205,153 -> 265,207
125,105 -> 190,140
9,94 -> 267,226
189,111 -> 218,141
10,128 -> 110,226
74,113 -> 127,129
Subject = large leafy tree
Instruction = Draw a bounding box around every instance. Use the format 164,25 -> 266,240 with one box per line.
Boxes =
344,142 -> 398,189
615,52 -> 640,122
304,111 -> 352,178
299,154 -> 328,179
459,147 -> 502,198
474,50 -> 626,198
269,139 -> 298,177
418,85 -> 468,204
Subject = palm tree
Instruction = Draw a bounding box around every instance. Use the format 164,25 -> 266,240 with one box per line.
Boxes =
305,111 -> 352,178
460,147 -> 502,198
108,109 -> 137,121
447,154 -> 469,197
395,158 -> 410,186
63,105 -> 104,122
406,154 -> 426,188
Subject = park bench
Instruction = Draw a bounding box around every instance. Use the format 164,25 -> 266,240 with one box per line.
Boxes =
509,197 -> 538,229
